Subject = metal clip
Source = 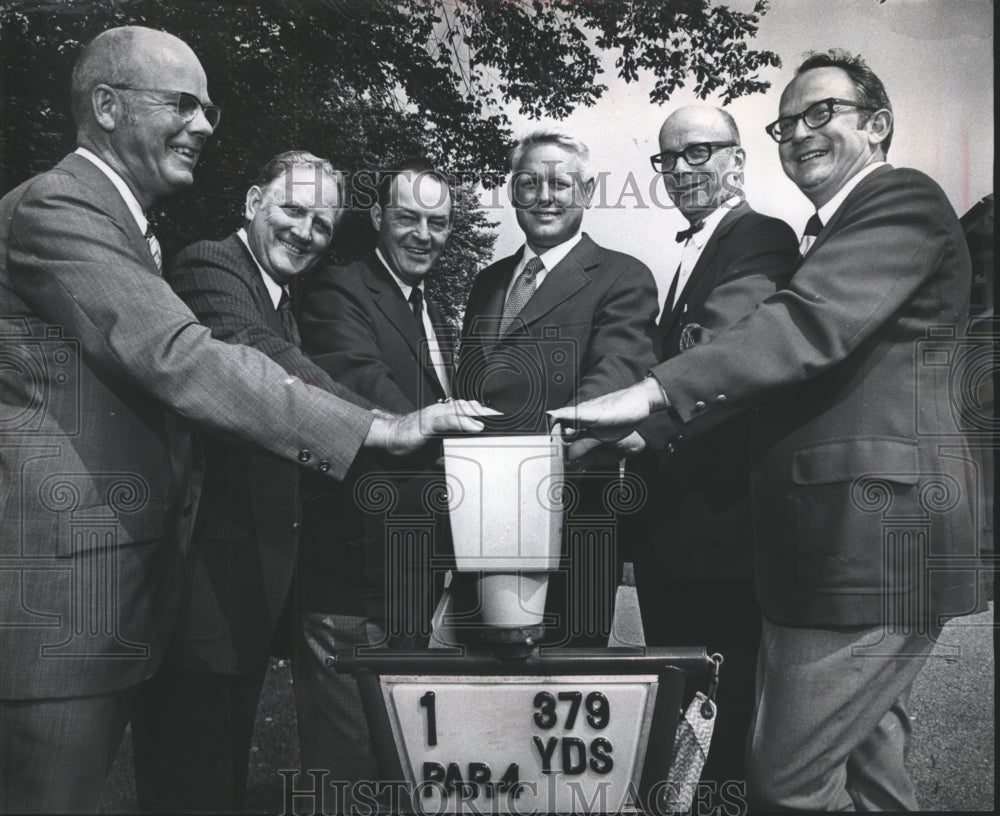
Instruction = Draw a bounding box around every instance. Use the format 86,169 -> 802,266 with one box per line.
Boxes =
701,652 -> 724,719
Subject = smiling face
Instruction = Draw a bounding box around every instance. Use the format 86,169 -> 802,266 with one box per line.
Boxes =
372,173 -> 452,286
245,164 -> 340,285
778,66 -> 886,208
109,38 -> 216,209
658,106 -> 744,224
511,142 -> 594,253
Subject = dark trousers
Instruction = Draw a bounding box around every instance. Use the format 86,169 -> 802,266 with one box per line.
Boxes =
0,689 -> 135,813
635,551 -> 761,789
131,662 -> 267,813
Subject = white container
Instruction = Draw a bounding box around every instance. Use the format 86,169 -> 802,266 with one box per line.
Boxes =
442,435 -> 564,628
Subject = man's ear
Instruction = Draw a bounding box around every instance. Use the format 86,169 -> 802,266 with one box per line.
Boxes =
244,186 -> 263,222
370,203 -> 383,232
731,146 -> 747,173
92,84 -> 120,133
867,108 -> 893,148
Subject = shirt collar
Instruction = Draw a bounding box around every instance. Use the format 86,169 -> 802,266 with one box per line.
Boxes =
237,228 -> 285,309
815,162 -> 887,227
376,248 -> 424,301
522,230 -> 583,271
689,197 -> 741,249
75,147 -> 147,234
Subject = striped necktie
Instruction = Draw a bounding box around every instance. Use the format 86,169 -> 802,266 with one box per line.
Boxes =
144,225 -> 162,272
799,213 -> 823,257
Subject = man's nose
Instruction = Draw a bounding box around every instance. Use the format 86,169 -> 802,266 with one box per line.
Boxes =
187,106 -> 215,137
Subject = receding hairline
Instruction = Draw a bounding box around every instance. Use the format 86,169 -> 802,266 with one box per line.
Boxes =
70,26 -> 202,126
660,105 -> 741,145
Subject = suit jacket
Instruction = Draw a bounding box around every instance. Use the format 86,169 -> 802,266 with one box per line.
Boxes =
456,233 -> 659,433
641,203 -> 798,582
162,234 -> 367,673
0,154 -> 373,699
296,254 -> 454,619
648,166 -> 982,626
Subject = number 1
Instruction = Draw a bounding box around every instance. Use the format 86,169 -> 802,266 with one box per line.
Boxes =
420,691 -> 437,746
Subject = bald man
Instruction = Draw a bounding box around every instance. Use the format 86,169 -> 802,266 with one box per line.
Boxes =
0,26 -> 487,812
636,105 -> 797,788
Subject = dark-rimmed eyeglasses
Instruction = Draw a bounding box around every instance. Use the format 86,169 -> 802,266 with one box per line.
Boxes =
765,98 -> 871,143
108,85 -> 222,130
649,142 -> 737,173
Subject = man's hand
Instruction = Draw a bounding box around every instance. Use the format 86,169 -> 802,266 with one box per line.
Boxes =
548,378 -> 664,432
364,400 -> 499,456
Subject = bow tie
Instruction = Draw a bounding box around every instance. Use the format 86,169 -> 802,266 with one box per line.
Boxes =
675,220 -> 705,243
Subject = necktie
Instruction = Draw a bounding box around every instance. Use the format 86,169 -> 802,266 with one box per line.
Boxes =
675,220 -> 705,243
408,287 -> 427,341
799,213 -> 823,257
144,225 -> 162,272
276,288 -> 299,344
500,256 -> 544,334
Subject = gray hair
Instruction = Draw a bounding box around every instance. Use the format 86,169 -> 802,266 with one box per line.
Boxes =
508,128 -> 593,183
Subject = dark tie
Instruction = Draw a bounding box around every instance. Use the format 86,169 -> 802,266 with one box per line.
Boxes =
276,288 -> 299,344
408,286 -> 427,341
500,256 -> 544,334
799,213 -> 823,257
144,225 -> 162,272
675,220 -> 705,243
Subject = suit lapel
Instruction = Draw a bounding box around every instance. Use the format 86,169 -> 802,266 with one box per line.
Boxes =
365,253 -> 446,399
61,153 -> 160,277
798,164 -> 894,268
658,204 -> 751,339
504,235 -> 595,334
228,234 -> 290,339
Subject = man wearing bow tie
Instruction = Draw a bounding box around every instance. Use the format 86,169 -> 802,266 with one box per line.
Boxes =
634,105 -> 798,790
455,129 -> 660,648
294,159 -> 457,802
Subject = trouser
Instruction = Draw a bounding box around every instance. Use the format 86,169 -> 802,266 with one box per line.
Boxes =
0,688 -> 135,813
746,617 -> 938,811
131,662 -> 268,813
635,560 -> 760,791
294,612 -> 398,814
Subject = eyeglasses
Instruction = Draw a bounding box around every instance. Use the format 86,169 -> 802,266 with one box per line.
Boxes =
649,142 -> 737,173
108,85 -> 222,130
765,98 -> 871,143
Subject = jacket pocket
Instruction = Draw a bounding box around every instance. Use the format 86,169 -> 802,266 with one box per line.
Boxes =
790,437 -> 920,594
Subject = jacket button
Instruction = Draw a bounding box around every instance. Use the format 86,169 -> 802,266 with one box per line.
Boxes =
714,394 -> 727,404
667,443 -> 676,454
298,449 -> 311,463
694,401 -> 706,411
318,460 -> 331,473
291,522 -> 301,532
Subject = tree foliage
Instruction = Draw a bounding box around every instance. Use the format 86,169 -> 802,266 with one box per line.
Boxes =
0,0 -> 782,321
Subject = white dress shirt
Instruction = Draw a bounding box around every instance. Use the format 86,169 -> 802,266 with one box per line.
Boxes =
506,230 -> 584,301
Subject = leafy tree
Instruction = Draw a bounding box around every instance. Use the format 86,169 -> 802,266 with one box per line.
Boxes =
0,0 -> 782,321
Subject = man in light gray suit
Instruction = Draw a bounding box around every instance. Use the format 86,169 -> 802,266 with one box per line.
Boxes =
0,26 -> 487,813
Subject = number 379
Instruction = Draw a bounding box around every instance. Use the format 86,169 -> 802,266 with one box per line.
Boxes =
533,691 -> 609,730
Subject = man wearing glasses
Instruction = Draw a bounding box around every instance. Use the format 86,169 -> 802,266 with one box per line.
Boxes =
0,26 -> 488,812
635,105 -> 797,793
551,50 -> 981,810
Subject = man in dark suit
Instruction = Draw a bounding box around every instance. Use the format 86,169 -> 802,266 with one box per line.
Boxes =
0,28 -> 487,813
455,130 -> 660,648
551,50 -> 982,810
295,159 -> 456,805
129,150 -> 348,812
635,106 -> 798,789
